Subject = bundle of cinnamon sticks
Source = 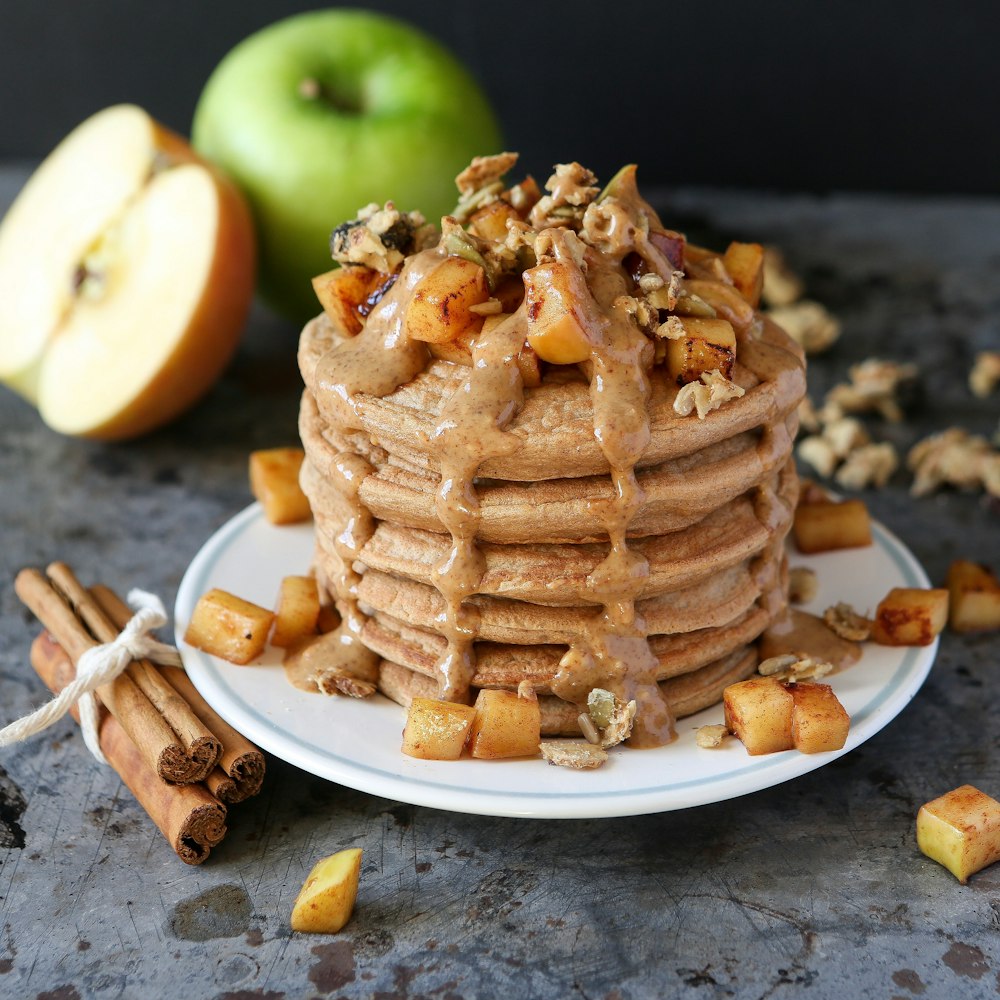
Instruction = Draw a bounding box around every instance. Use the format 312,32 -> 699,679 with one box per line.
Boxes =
15,562 -> 266,864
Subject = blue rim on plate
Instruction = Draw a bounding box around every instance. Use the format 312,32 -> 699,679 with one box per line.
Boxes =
175,503 -> 937,819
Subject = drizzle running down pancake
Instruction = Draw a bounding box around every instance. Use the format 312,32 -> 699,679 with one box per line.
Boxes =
295,155 -> 806,748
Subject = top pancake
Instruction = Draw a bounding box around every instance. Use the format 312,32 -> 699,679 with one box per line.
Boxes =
299,310 -> 805,483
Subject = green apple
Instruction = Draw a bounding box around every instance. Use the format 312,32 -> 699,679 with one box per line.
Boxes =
193,9 -> 502,321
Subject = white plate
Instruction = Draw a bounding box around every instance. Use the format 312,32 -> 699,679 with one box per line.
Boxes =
175,504 -> 937,819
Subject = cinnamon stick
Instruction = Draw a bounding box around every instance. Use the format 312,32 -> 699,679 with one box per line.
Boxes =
14,568 -> 208,785
29,631 -> 226,864
92,585 -> 266,805
45,563 -> 222,783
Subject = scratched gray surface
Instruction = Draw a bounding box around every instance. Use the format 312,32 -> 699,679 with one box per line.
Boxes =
1,164 -> 999,1000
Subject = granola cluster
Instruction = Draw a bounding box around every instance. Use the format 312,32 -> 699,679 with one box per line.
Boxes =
330,202 -> 435,272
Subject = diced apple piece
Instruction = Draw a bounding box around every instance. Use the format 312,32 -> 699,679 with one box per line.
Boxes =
524,259 -> 600,365
468,200 -> 518,242
723,676 -> 794,755
683,281 -> 755,336
428,327 -> 476,367
467,689 -> 541,759
404,256 -> 489,343
649,229 -> 686,271
311,265 -> 380,337
290,848 -> 363,933
402,698 -> 477,760
917,785 -> 1000,884
271,575 -> 321,649
792,499 -> 872,553
723,241 -> 765,308
667,317 -> 737,385
249,447 -> 312,525
788,682 -> 850,753
947,560 -> 1000,633
184,588 -> 275,665
871,587 -> 949,646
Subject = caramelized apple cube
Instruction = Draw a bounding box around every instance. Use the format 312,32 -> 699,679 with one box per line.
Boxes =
524,259 -> 597,364
792,499 -> 872,553
271,575 -> 321,649
468,200 -> 519,242
788,682 -> 850,753
249,448 -> 312,525
723,676 -> 794,755
947,560 -> 1000,633
871,587 -> 949,646
311,265 -> 380,336
667,317 -> 737,384
917,785 -> 1000,884
184,588 -> 275,665
682,282 -> 755,336
402,698 -> 477,760
723,241 -> 765,308
467,689 -> 541,759
404,256 -> 489,343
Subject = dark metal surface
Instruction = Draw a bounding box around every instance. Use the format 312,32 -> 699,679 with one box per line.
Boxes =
0,167 -> 998,999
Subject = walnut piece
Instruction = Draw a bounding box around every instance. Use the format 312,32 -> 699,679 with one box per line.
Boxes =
758,653 -> 834,682
788,566 -> 819,604
540,741 -> 609,769
767,300 -> 840,355
823,602 -> 872,641
826,358 -> 919,423
453,152 -> 519,222
695,724 -> 730,749
835,442 -> 899,490
529,162 -> 600,229
674,370 -> 746,420
761,246 -> 805,307
600,698 -> 637,749
970,351 -> 1000,399
908,428 -> 1000,498
797,435 -> 838,478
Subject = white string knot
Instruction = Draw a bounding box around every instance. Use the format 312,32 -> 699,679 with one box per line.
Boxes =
0,588 -> 183,764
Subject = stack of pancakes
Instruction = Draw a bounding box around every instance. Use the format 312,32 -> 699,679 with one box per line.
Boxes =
298,305 -> 805,737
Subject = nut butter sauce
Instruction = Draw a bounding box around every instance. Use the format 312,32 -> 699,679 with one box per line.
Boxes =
307,169 -> 805,747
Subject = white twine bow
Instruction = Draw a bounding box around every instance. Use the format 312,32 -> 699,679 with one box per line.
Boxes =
0,589 -> 183,764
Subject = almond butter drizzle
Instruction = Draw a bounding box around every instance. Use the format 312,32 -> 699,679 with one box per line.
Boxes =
306,177 -> 803,749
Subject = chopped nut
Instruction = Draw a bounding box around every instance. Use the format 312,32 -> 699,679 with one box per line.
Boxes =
788,566 -> 819,604
823,602 -> 872,641
673,369 -> 745,420
970,351 -> 1000,398
639,273 -> 664,293
823,417 -> 870,459
908,428 -> 1000,498
759,653 -> 835,683
655,316 -> 686,341
796,435 -> 838,478
798,396 -> 822,434
761,246 -> 805,307
517,679 -> 538,701
586,688 -> 615,729
835,442 -> 899,490
529,162 -> 600,229
469,298 -> 503,316
330,202 -> 433,273
695,724 -> 730,749
600,699 -> 637,749
455,152 -> 519,196
767,300 -> 840,355
540,742 -> 609,770
826,358 -> 919,423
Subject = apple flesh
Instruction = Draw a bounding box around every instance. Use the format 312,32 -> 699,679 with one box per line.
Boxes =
0,104 -> 255,439
192,9 -> 502,320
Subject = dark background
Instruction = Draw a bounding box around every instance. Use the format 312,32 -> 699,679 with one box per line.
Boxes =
2,0 -> 999,194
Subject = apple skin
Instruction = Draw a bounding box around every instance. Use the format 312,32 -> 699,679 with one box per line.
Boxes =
193,9 -> 503,321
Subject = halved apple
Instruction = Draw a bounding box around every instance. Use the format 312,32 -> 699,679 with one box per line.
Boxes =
0,104 -> 255,439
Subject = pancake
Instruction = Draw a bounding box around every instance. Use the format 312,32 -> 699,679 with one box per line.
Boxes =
293,154 -> 807,750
